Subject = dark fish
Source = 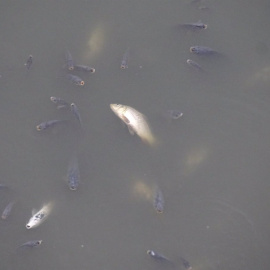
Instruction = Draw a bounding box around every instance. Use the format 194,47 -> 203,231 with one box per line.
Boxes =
186,59 -> 203,71
36,120 -> 66,131
153,187 -> 164,213
67,155 -> 80,191
70,103 -> 82,127
50,96 -> 70,109
24,55 -> 33,70
167,110 -> 183,120
147,250 -> 173,264
121,48 -> 130,69
17,240 -> 42,249
180,257 -> 192,270
190,46 -> 218,55
66,74 -> 85,86
74,65 -> 95,73
179,22 -> 207,31
1,201 -> 16,220
65,50 -> 74,71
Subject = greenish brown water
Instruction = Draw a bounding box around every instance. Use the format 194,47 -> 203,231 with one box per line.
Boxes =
0,0 -> 270,269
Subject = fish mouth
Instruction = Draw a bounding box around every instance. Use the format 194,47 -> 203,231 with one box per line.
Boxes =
26,224 -> 31,229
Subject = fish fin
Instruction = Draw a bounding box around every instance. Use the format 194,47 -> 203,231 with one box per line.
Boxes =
122,115 -> 130,124
127,125 -> 135,135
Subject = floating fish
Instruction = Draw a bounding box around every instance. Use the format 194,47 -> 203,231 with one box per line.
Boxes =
153,187 -> 164,213
74,65 -> 95,73
121,48 -> 130,69
26,202 -> 53,229
110,104 -> 156,146
66,74 -> 84,86
70,103 -> 82,127
186,59 -> 204,71
36,119 -> 66,131
1,201 -> 16,220
147,250 -> 173,264
50,96 -> 70,109
65,49 -> 74,71
67,155 -> 80,191
17,240 -> 42,249
24,55 -> 33,70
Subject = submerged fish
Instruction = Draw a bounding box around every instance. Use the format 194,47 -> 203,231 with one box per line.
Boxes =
153,187 -> 164,213
36,120 -> 66,131
67,155 -> 80,191
74,65 -> 95,73
180,257 -> 192,270
66,74 -> 84,86
179,21 -> 207,31
147,250 -> 173,264
17,240 -> 42,249
110,104 -> 156,146
167,110 -> 183,120
65,49 -> 74,71
26,202 -> 53,229
50,96 -> 70,109
24,55 -> 33,70
186,59 -> 203,71
120,48 -> 130,69
1,201 -> 16,220
190,46 -> 218,55
70,103 -> 82,127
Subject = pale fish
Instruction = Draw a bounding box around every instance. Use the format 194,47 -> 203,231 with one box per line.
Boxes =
26,202 -> 53,229
110,104 -> 156,146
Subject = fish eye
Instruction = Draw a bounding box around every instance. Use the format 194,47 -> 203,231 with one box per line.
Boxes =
80,81 -> 85,86
68,67 -> 74,71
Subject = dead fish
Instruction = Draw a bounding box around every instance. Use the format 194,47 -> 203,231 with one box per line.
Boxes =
153,187 -> 164,213
66,74 -> 85,86
180,257 -> 192,270
70,103 -> 82,127
186,59 -> 204,71
24,55 -> 33,70
74,65 -> 95,73
147,250 -> 173,264
26,202 -> 53,229
167,110 -> 183,120
50,96 -> 70,109
120,48 -> 130,69
17,240 -> 42,250
190,46 -> 219,55
65,49 -> 74,71
67,155 -> 80,191
1,201 -> 16,220
179,21 -> 207,31
110,104 -> 156,146
36,120 -> 66,131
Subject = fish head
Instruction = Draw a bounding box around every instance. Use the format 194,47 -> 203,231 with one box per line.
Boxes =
26,217 -> 39,229
110,104 -> 126,117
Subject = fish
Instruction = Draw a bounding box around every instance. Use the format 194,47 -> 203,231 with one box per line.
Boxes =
70,103 -> 82,127
110,104 -> 156,146
17,240 -> 42,249
66,74 -> 85,86
67,155 -> 80,191
0,184 -> 8,189
1,201 -> 16,220
147,250 -> 173,264
74,65 -> 95,73
186,59 -> 204,71
26,202 -> 53,229
180,257 -> 192,270
50,96 -> 70,109
190,46 -> 218,55
36,119 -> 66,131
24,55 -> 33,70
179,21 -> 207,31
65,49 -> 74,71
167,110 -> 183,120
120,48 -> 130,69
153,187 -> 164,213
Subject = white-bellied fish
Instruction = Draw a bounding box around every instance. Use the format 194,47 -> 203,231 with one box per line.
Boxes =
67,155 -> 80,191
110,104 -> 156,146
1,201 -> 16,220
26,202 -> 53,229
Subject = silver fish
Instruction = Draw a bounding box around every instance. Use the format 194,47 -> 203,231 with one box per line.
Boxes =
65,50 -> 74,71
50,96 -> 70,109
26,202 -> 53,229
17,240 -> 42,249
66,74 -> 85,86
1,201 -> 16,220
110,104 -> 156,146
74,65 -> 95,73
36,119 -> 66,131
120,48 -> 130,69
67,155 -> 80,191
70,103 -> 82,127
153,187 -> 164,213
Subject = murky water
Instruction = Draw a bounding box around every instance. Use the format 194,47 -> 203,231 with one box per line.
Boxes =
0,0 -> 270,269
